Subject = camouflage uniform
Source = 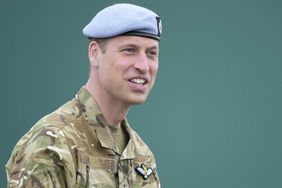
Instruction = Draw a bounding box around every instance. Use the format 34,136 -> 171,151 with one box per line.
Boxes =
6,87 -> 161,188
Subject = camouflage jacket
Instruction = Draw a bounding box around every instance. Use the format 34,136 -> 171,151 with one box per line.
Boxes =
6,87 -> 161,188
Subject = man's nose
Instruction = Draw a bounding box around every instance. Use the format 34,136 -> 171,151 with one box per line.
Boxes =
134,52 -> 150,73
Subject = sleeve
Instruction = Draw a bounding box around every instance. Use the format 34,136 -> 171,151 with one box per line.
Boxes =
6,126 -> 76,188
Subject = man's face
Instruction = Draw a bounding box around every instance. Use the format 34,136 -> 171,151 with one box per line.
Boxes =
92,35 -> 159,106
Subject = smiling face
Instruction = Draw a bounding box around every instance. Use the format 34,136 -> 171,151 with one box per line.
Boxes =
89,35 -> 159,106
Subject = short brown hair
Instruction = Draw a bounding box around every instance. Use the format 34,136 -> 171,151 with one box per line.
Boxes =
89,38 -> 108,53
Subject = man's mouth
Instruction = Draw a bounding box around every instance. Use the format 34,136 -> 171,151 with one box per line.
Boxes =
129,78 -> 146,85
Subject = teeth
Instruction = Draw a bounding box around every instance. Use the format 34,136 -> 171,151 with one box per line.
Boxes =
131,78 -> 145,84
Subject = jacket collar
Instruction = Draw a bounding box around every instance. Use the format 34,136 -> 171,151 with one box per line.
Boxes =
75,87 -> 137,158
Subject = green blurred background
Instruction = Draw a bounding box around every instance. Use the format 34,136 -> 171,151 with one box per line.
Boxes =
1,0 -> 282,187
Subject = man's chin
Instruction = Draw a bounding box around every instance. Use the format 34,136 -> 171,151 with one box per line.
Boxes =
130,99 -> 146,105
127,95 -> 148,105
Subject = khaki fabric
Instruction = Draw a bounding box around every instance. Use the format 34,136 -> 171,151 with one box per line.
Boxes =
109,124 -> 129,154
6,87 -> 161,188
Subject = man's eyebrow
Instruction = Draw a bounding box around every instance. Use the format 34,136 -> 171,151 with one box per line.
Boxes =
121,44 -> 138,47
117,44 -> 138,50
119,43 -> 159,49
148,46 -> 159,50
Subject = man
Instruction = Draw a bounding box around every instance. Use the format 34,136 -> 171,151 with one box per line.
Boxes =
6,3 -> 162,188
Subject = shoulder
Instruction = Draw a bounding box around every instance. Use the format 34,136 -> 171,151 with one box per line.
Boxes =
12,99 -> 80,151
6,99 -> 83,187
128,127 -> 157,160
6,99 -> 84,169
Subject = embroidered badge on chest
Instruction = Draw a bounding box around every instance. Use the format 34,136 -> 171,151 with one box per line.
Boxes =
135,163 -> 153,179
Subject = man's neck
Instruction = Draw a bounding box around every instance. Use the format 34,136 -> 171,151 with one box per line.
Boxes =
85,82 -> 130,129
97,98 -> 129,128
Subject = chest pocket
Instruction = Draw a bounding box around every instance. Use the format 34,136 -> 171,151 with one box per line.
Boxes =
76,154 -> 118,188
131,160 -> 159,188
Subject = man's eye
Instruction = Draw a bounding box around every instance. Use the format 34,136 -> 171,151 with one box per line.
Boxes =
123,48 -> 135,53
149,51 -> 157,56
147,51 -> 158,59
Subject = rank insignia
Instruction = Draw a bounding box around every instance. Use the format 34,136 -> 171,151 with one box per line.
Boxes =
135,163 -> 153,179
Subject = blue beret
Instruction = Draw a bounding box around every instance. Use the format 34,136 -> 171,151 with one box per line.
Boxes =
83,3 -> 162,41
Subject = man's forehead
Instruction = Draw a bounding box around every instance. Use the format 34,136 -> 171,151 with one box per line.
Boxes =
108,35 -> 159,49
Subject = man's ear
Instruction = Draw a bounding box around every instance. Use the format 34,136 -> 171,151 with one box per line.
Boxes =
88,40 -> 100,67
